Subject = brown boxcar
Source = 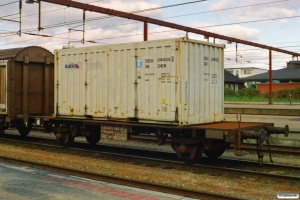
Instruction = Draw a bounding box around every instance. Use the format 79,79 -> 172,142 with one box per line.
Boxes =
0,46 -> 54,136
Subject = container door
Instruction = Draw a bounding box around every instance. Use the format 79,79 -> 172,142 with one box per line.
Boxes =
85,47 -> 108,118
107,44 -> 136,119
136,40 -> 177,122
56,49 -> 86,117
0,61 -> 7,114
179,39 -> 224,125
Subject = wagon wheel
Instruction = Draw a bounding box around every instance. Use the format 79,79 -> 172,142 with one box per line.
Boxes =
204,146 -> 226,158
204,140 -> 226,158
185,145 -> 203,164
85,126 -> 100,145
64,133 -> 75,147
55,132 -> 75,148
0,128 -> 4,135
171,142 -> 204,164
17,125 -> 32,137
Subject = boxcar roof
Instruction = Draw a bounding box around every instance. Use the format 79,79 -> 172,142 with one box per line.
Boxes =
0,46 -> 54,64
0,47 -> 25,60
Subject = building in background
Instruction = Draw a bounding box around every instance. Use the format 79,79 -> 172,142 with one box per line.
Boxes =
287,61 -> 300,69
225,67 -> 267,79
224,70 -> 245,91
240,61 -> 300,93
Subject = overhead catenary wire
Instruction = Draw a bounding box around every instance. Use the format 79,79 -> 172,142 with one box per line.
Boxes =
1,0 -> 298,61
3,0 -> 288,34
5,0 -> 289,27
0,0 -> 296,43
0,0 -> 103,22
226,44 -> 300,53
6,0 -> 207,24
163,0 -> 290,20
0,13 -> 19,19
1,27 -> 300,63
3,29 -> 297,64
196,15 -> 300,29
0,1 -> 296,75
1,22 -> 300,55
7,11 -> 300,39
0,0 -> 296,50
9,11 -> 300,46
42,0 -> 209,30
0,1 -> 19,7
0,0 -> 210,40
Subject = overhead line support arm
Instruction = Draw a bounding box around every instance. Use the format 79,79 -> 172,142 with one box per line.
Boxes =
39,0 -> 300,56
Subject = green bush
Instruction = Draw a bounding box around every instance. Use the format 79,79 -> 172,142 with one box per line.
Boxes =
275,89 -> 292,99
261,91 -> 274,98
224,88 -> 235,97
292,87 -> 300,98
225,86 -> 300,101
236,89 -> 245,97
245,87 -> 260,98
236,87 -> 260,98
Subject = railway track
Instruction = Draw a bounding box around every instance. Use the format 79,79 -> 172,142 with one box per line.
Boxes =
0,155 -> 245,200
0,137 -> 252,200
229,143 -> 300,157
0,135 -> 300,184
130,134 -> 300,157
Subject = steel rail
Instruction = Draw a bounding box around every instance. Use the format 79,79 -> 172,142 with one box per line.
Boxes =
0,155 -> 248,200
228,144 -> 300,157
39,0 -> 300,57
241,143 -> 300,151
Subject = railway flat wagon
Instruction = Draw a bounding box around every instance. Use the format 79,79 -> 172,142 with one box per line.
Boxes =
0,46 -> 54,136
31,38 -> 288,163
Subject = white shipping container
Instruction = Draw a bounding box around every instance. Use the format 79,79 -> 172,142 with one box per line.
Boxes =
54,37 -> 225,125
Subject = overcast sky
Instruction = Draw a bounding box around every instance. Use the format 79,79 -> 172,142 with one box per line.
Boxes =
0,0 -> 299,69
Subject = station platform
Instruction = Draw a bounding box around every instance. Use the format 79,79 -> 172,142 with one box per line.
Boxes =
224,101 -> 300,146
224,101 -> 300,116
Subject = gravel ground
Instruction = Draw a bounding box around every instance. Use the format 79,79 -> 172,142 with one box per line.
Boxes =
0,130 -> 300,199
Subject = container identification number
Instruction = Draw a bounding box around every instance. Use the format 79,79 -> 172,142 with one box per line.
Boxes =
158,64 -> 167,68
145,59 -> 154,63
204,57 -> 219,62
157,56 -> 174,62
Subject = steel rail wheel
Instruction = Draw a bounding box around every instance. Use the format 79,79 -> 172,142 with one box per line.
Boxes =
204,140 -> 226,158
17,126 -> 32,137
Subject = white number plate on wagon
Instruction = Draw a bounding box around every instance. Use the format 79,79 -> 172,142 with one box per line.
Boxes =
101,126 -> 128,141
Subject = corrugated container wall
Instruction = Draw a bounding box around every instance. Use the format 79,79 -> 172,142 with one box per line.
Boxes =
54,37 -> 225,125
